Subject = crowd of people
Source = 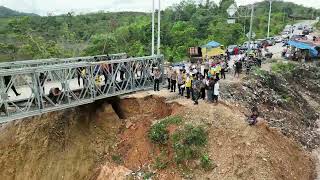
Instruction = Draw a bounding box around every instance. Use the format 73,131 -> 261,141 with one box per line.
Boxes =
153,55 -> 230,105
152,52 -> 262,125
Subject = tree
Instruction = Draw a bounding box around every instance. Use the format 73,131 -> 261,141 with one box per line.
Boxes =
84,34 -> 118,55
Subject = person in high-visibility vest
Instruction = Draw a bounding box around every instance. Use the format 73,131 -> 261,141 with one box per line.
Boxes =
185,73 -> 193,99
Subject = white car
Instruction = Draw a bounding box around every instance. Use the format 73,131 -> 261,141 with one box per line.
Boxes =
275,37 -> 283,43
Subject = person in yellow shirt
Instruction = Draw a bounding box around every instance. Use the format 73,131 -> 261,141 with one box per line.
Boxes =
185,73 -> 193,99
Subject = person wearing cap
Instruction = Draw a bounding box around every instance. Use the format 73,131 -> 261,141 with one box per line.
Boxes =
153,67 -> 161,91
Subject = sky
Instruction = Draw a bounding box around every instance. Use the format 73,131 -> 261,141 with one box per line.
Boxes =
1,0 -> 320,16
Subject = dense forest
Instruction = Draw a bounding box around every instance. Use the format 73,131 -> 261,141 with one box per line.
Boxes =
0,0 -> 319,62
0,6 -> 39,17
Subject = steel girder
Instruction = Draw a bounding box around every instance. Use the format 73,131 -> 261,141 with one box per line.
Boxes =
0,55 -> 163,123
0,53 -> 127,69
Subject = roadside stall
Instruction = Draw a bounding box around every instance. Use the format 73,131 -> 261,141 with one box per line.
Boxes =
201,41 -> 226,60
286,40 -> 319,61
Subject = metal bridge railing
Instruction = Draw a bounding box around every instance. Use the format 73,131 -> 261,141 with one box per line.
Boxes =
0,53 -> 127,69
0,55 -> 164,123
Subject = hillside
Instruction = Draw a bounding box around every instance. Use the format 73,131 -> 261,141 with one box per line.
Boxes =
0,6 -> 38,17
0,0 -> 319,62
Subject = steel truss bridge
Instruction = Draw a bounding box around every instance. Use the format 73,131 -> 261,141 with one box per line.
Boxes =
0,54 -> 164,123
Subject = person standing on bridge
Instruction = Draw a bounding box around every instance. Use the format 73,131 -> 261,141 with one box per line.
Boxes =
4,75 -> 20,96
76,59 -> 87,87
153,67 -> 161,91
39,72 -> 47,93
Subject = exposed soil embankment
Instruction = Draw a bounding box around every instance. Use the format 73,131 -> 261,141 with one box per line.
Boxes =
0,93 -> 316,180
0,95 -> 180,180
0,100 -> 123,180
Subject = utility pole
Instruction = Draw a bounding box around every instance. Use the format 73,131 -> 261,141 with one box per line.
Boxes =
157,0 -> 161,55
267,0 -> 273,38
151,0 -> 155,56
249,4 -> 254,46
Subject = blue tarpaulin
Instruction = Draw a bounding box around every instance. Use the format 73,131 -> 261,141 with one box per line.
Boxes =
287,40 -> 319,57
201,41 -> 221,49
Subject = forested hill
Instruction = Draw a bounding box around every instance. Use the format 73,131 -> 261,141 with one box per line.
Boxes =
0,6 -> 38,17
0,0 -> 319,62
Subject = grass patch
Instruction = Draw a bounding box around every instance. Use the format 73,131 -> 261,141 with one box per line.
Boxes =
143,172 -> 154,180
154,153 -> 169,170
149,122 -> 169,145
252,67 -> 269,78
172,125 -> 207,164
271,62 -> 296,74
200,154 -> 214,171
281,93 -> 292,103
161,116 -> 183,126
148,116 -> 182,145
111,154 -> 123,164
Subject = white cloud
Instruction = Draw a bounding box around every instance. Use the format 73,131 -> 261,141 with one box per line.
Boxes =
1,0 -> 319,16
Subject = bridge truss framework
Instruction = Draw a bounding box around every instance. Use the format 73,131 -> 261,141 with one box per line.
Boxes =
0,55 -> 164,123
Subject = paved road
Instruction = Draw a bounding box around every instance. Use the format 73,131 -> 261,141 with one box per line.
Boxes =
268,20 -> 318,58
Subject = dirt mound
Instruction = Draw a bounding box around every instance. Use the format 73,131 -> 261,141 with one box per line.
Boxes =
173,100 -> 315,180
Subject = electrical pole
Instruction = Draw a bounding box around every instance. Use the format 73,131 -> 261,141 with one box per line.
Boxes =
157,0 -> 161,55
151,0 -> 155,56
249,4 -> 254,46
267,0 -> 273,38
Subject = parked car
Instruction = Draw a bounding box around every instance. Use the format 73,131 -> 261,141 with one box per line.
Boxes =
266,37 -> 276,46
298,25 -> 303,30
227,45 -> 238,55
240,41 -> 250,50
274,36 -> 283,43
302,29 -> 310,35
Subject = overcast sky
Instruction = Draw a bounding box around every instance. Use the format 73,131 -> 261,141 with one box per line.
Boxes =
1,0 -> 320,16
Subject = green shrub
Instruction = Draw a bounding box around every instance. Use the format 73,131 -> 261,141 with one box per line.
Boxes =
172,125 -> 207,164
149,122 -> 169,145
143,172 -> 154,180
183,125 -> 207,146
200,154 -> 214,171
161,116 -> 183,126
154,156 -> 168,169
111,154 -> 123,164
